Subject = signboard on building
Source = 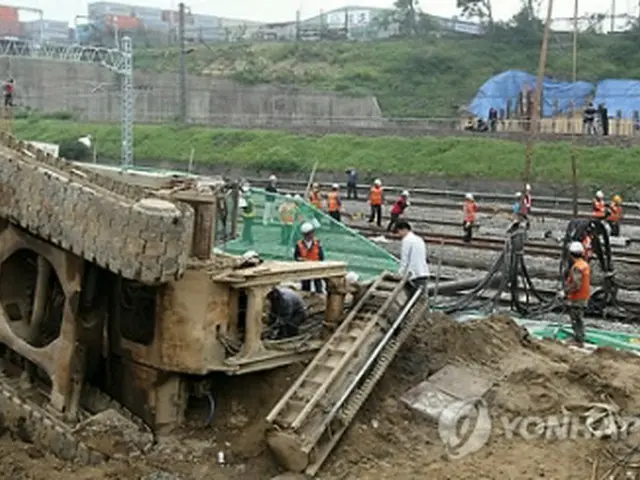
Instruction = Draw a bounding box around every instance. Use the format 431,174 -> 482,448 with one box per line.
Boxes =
327,9 -> 371,26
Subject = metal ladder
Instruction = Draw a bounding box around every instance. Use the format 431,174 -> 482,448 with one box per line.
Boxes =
265,272 -> 429,475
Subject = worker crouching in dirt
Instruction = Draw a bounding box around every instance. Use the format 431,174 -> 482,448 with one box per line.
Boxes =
559,241 -> 591,345
462,193 -> 478,243
294,222 -> 324,293
266,287 -> 307,339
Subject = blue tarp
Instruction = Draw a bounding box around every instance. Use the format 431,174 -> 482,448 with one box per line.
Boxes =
593,79 -> 640,119
468,70 -> 594,119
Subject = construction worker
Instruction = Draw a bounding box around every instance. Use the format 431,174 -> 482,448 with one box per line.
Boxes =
387,190 -> 410,232
592,190 -> 607,219
263,175 -> 278,226
523,184 -> 533,213
559,241 -> 591,345
346,168 -> 358,199
368,179 -> 384,227
266,287 -> 307,339
462,193 -> 478,243
279,194 -> 296,246
308,183 -> 323,211
327,184 -> 342,223
3,78 -> 13,107
608,194 -> 623,237
394,220 -> 429,293
294,222 -> 324,293
240,191 -> 256,245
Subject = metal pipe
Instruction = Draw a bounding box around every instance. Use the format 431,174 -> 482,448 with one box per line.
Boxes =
326,285 -> 424,422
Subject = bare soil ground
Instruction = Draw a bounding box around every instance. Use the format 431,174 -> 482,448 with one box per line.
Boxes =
2,314 -> 640,479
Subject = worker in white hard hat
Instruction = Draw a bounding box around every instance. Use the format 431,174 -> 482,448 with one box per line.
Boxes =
462,193 -> 478,243
241,190 -> 256,245
263,174 -> 279,226
279,194 -> 296,246
387,190 -> 410,232
294,222 -> 325,293
559,241 -> 591,345
523,184 -> 533,214
327,183 -> 342,224
368,179 -> 384,228
592,190 -> 606,219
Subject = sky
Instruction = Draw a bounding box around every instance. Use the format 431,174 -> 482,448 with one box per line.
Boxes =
13,0 -> 639,25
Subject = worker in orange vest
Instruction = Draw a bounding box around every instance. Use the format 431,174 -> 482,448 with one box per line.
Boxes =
462,193 -> 478,243
592,190 -> 607,219
294,222 -> 325,293
308,183 -> 323,210
559,241 -> 591,345
279,194 -> 296,246
368,179 -> 384,227
327,183 -> 342,223
608,194 -> 623,237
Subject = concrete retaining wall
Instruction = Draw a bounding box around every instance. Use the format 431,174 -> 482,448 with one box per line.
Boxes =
0,57 -> 382,125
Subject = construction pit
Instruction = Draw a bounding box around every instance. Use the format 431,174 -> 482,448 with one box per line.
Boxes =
0,135 -> 640,479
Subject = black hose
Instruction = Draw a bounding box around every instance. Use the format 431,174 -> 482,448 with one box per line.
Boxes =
205,392 -> 216,426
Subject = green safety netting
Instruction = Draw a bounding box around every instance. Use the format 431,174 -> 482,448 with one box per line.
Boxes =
218,188 -> 399,281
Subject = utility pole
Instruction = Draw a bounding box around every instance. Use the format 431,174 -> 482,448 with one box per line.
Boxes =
571,0 -> 579,216
610,0 -> 615,33
178,2 -> 187,125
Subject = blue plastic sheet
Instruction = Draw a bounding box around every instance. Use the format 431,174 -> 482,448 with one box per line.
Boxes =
593,79 -> 640,119
468,70 -> 594,119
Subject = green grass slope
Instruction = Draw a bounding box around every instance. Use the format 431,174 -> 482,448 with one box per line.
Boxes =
133,35 -> 639,118
14,119 -> 640,185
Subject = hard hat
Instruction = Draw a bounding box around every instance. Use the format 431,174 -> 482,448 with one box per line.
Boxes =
300,222 -> 314,234
525,184 -> 531,191
596,190 -> 604,199
346,272 -> 359,283
613,194 -> 622,204
374,179 -> 381,186
310,218 -> 321,229
238,197 -> 247,208
312,182 -> 319,188
285,194 -> 292,199
568,241 -> 584,255
465,193 -> 473,200
515,192 -> 522,198
242,250 -> 259,260
332,183 -> 339,189
401,190 -> 409,197
294,194 -> 302,200
269,175 -> 277,181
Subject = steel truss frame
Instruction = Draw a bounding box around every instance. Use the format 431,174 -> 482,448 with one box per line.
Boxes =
0,38 -> 134,167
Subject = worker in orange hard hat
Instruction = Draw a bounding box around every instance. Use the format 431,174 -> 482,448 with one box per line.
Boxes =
608,194 -> 623,237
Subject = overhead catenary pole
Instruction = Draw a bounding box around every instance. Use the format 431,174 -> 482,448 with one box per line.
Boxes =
571,0 -> 579,216
178,2 -> 187,125
523,0 -> 554,188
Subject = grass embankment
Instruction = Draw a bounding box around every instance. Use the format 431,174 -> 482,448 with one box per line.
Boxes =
13,120 -> 640,185
133,35 -> 640,117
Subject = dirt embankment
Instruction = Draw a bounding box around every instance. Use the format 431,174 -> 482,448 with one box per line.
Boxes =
3,314 -> 640,479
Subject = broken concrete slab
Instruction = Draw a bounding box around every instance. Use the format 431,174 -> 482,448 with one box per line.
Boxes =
401,364 -> 495,422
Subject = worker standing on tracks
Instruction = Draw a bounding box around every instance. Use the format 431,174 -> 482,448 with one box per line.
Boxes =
240,191 -> 256,245
327,184 -> 342,224
308,183 -> 323,211
559,241 -> 591,345
523,184 -> 533,213
608,195 -> 623,237
462,193 -> 478,243
368,179 -> 384,228
592,190 -> 607,219
263,175 -> 278,226
346,168 -> 358,199
279,194 -> 296,246
387,190 -> 410,232
3,78 -> 13,107
394,220 -> 429,292
294,222 -> 324,293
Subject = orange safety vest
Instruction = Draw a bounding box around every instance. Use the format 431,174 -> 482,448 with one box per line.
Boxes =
328,192 -> 340,212
463,200 -> 477,223
279,203 -> 295,224
297,239 -> 321,261
609,203 -> 622,222
592,199 -> 606,218
566,258 -> 591,301
309,191 -> 322,209
369,186 -> 383,206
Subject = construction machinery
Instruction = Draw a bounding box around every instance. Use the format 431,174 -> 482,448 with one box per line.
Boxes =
0,131 -> 430,475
